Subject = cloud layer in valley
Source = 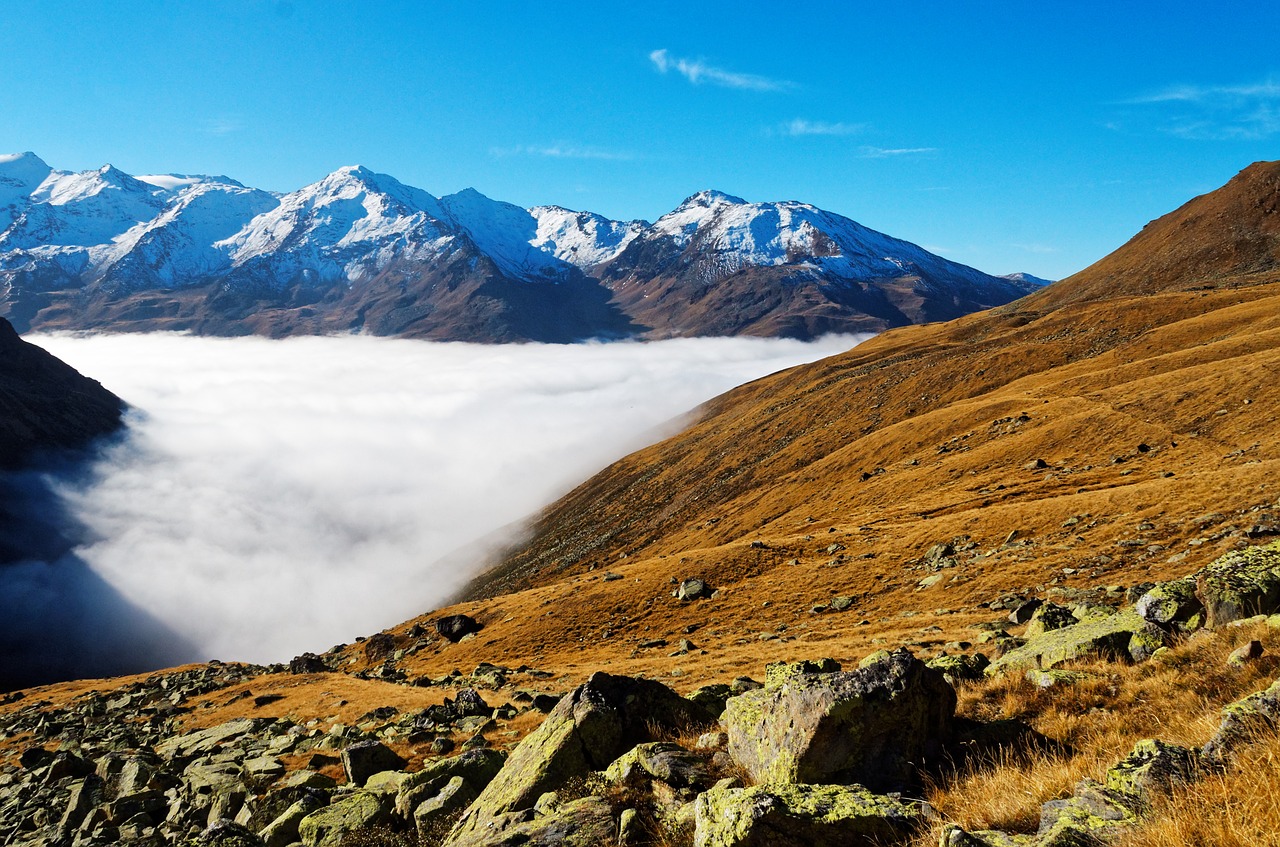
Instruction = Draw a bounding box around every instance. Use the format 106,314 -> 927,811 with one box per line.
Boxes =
8,333 -> 866,681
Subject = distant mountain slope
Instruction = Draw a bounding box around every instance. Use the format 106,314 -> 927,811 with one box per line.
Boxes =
464,161 -> 1280,608
601,190 -> 1038,337
0,317 -> 123,469
0,153 -> 1040,342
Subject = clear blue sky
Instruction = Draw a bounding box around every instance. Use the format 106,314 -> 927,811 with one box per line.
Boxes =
4,1 -> 1279,279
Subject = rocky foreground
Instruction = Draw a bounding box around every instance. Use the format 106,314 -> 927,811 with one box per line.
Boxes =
4,541 -> 1280,847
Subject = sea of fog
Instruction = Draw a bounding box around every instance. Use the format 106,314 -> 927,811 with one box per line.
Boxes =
7,332 -> 868,684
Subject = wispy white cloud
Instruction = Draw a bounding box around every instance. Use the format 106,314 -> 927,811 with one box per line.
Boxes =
649,48 -> 790,92
201,118 -> 241,136
1122,78 -> 1280,140
490,144 -> 635,161
858,146 -> 937,159
777,118 -> 865,137
1011,242 -> 1059,255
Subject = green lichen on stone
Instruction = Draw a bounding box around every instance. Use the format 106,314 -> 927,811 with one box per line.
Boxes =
1037,780 -> 1138,847
765,658 -> 841,689
927,653 -> 990,684
1203,677 -> 1280,763
298,791 -> 388,847
722,648 -> 954,791
987,609 -> 1166,676
1193,540 -> 1280,628
1102,739 -> 1197,805
694,782 -> 921,847
1024,603 -> 1078,637
1135,576 -> 1202,626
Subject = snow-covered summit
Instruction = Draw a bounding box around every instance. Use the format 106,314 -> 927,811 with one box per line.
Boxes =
643,190 -> 993,284
0,152 -> 53,210
529,205 -> 647,269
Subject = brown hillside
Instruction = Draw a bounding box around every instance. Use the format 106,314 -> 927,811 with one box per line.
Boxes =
1031,159 -> 1280,308
336,162 -> 1280,696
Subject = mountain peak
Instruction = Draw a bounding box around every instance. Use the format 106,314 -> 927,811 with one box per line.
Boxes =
0,151 -> 49,170
678,189 -> 747,209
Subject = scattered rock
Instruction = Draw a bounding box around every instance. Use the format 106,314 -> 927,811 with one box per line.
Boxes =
341,740 -> 407,787
1228,639 -> 1264,666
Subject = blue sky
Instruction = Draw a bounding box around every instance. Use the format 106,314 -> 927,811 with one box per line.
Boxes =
4,1 -> 1279,279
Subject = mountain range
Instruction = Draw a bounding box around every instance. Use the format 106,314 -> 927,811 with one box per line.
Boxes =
0,153 -> 1042,342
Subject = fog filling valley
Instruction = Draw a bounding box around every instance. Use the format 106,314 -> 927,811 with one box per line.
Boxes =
8,332 -> 866,684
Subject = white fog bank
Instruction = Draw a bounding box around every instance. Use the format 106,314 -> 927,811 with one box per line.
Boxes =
27,332 -> 869,667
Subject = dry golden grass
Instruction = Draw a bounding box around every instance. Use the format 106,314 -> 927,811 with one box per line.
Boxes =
914,622 -> 1280,844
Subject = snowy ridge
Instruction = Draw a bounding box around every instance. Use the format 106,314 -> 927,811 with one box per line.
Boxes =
646,190 -> 996,285
0,152 -> 1036,320
530,205 -> 647,269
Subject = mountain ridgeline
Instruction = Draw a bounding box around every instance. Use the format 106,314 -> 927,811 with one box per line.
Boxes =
0,154 -> 1041,342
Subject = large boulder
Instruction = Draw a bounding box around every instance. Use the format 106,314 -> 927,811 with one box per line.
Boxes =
297,790 -> 390,847
985,609 -> 1167,675
721,649 -> 955,791
341,740 -> 406,787
1194,541 -> 1280,628
693,783 -> 924,847
448,672 -> 711,840
1135,576 -> 1203,627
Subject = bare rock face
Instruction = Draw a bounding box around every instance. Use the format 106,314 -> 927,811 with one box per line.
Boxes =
721,648 -> 955,792
0,317 -> 124,469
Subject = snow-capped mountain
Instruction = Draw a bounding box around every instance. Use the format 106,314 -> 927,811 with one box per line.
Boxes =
0,154 -> 1043,342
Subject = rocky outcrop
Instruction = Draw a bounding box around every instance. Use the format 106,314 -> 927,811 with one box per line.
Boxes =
721,649 -> 955,791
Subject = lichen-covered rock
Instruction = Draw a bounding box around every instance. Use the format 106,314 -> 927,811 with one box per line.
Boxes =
1103,739 -> 1198,808
1135,576 -> 1202,627
201,819 -> 267,847
1025,669 -> 1097,689
448,672 -> 711,840
155,718 -> 264,761
1194,541 -> 1280,628
722,648 -> 955,791
927,653 -> 990,684
414,776 -> 478,840
1202,677 -> 1280,765
604,742 -> 712,789
446,795 -> 616,847
937,827 -> 1036,846
693,782 -> 923,847
298,791 -> 390,847
1024,603 -> 1078,637
1037,779 -> 1138,846
259,794 -> 325,847
986,609 -> 1166,675
395,748 -> 507,818
341,740 -> 406,787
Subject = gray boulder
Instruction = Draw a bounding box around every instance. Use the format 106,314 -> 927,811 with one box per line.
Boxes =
721,649 -> 954,791
341,740 -> 406,787
448,672 -> 711,840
